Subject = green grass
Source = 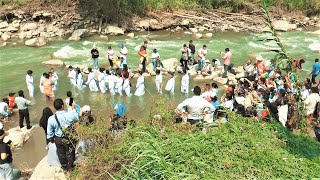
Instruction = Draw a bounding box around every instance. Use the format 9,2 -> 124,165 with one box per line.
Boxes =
71,103 -> 320,179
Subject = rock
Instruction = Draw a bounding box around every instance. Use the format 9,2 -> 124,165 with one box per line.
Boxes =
43,12 -> 51,17
19,32 -> 26,39
189,28 -> 198,33
127,32 -> 134,38
56,29 -> 65,37
105,25 -> 124,35
213,76 -> 228,85
162,58 -> 179,69
205,33 -> 213,38
234,66 -> 245,73
38,25 -> 47,33
1,33 -> 10,41
25,37 -> 47,47
1,42 -> 6,47
31,30 -> 39,36
25,31 -> 33,39
198,27 -> 205,32
194,33 -> 202,39
180,20 -> 190,26
32,11 -> 43,19
310,29 -> 320,35
272,20 -> 297,31
235,72 -> 245,79
4,126 -> 35,148
30,156 -> 66,180
22,23 -> 37,31
142,73 -> 150,77
184,31 -> 192,34
137,19 -> 150,28
0,21 -> 9,29
40,32 -> 49,38
194,72 -> 217,81
176,66 -> 183,73
149,19 -> 163,30
42,59 -> 64,66
7,26 -> 19,32
68,29 -> 87,41
99,35 -> 108,39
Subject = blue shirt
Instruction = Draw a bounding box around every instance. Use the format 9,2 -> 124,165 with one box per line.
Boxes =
47,110 -> 79,139
211,101 -> 221,110
313,63 -> 320,75
113,103 -> 126,117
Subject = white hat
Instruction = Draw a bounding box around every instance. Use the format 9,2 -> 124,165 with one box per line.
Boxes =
82,105 -> 90,112
205,60 -> 210,63
256,55 -> 264,61
93,44 -> 97,49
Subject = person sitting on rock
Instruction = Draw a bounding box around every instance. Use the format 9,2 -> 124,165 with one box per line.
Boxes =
201,60 -> 213,76
0,98 -> 9,122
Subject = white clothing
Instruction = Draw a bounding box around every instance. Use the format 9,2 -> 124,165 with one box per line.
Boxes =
107,49 -> 115,59
177,96 -> 215,120
304,93 -> 320,115
123,79 -> 132,96
47,142 -> 61,167
120,47 -> 128,61
214,59 -> 221,66
181,74 -> 189,94
210,88 -> 218,98
26,75 -> 34,97
0,102 -> 8,114
155,73 -> 163,93
278,105 -> 288,127
65,97 -> 76,112
108,75 -> 116,95
135,76 -> 145,96
86,72 -> 99,92
198,48 -> 207,60
244,64 -> 255,77
115,77 -> 123,96
40,75 -> 45,94
68,70 -> 77,86
98,73 -> 107,93
301,89 -> 309,101
51,72 -> 58,91
201,91 -> 211,99
224,100 -> 234,111
165,78 -> 175,94
76,73 -> 84,89
151,52 -> 160,60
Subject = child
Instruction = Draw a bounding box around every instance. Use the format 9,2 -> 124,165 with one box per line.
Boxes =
165,72 -> 175,94
181,70 -> 189,94
155,69 -> 163,94
7,92 -> 16,113
98,68 -> 107,93
86,68 -> 99,92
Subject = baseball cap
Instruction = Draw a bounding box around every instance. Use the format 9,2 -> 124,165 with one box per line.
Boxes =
82,105 -> 90,112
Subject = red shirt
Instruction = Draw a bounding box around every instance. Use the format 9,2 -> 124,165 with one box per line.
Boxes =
8,96 -> 15,108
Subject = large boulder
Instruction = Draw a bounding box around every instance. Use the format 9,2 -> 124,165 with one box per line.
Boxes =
4,126 -> 35,148
22,23 -> 37,31
272,20 -> 297,31
189,28 -> 198,33
213,76 -> 228,85
205,33 -> 213,38
127,32 -> 134,38
1,32 -> 10,41
137,19 -> 150,29
42,59 -> 64,66
68,29 -> 87,41
310,29 -> 320,35
0,21 -> 9,29
149,19 -> 163,30
25,37 -> 47,47
162,58 -> 179,69
105,25 -> 124,35
30,156 -> 66,180
194,33 -> 202,39
7,26 -> 19,32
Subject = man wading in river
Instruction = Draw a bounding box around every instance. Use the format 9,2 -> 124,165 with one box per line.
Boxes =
91,44 -> 99,70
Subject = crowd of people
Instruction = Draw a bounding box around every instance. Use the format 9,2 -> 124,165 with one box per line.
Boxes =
0,38 -> 319,179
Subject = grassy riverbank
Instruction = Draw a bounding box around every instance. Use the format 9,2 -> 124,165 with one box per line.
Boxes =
71,100 -> 320,179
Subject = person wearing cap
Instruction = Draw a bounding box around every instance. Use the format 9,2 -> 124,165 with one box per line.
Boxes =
310,58 -> 320,84
0,129 -> 13,180
177,86 -> 215,125
15,90 -> 32,129
151,48 -> 161,72
47,98 -> 79,171
81,105 -> 94,125
165,72 -> 175,94
181,69 -> 189,94
25,70 -> 34,97
91,44 -> 99,70
120,43 -> 128,62
0,98 -> 9,122
197,45 -> 207,71
67,66 -> 77,86
221,48 -> 232,77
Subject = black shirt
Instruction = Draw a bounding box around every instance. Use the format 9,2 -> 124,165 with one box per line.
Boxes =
189,44 -> 195,54
91,49 -> 99,58
0,140 -> 12,164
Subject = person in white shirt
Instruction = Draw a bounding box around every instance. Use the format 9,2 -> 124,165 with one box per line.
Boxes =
107,46 -> 115,70
67,66 -> 77,86
65,91 -> 76,112
278,98 -> 289,127
120,43 -> 128,63
134,71 -> 145,96
304,87 -> 320,116
26,70 -> 34,97
243,60 -> 255,80
98,68 -> 107,93
0,98 -> 9,122
155,69 -> 163,94
123,74 -> 132,97
210,83 -> 219,98
39,72 -> 46,94
197,45 -> 207,71
223,93 -> 234,111
115,73 -> 123,96
76,68 -> 84,89
181,70 -> 189,94
107,71 -> 116,95
151,49 -> 161,72
165,72 -> 175,94
86,68 -> 99,92
50,68 -> 59,91
201,84 -> 211,101
177,86 -> 215,124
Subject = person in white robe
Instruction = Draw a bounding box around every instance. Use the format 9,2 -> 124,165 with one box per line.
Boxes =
39,73 -> 46,94
155,69 -> 163,94
165,72 -> 175,94
68,66 -> 77,86
181,70 -> 189,94
123,74 -> 132,97
115,73 -> 123,96
86,68 -> 99,92
76,68 -> 84,89
26,70 -> 34,97
50,68 -> 59,91
98,68 -> 107,93
134,72 -> 145,96
107,72 -> 116,95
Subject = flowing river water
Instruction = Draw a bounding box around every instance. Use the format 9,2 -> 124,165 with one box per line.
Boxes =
0,29 -> 319,169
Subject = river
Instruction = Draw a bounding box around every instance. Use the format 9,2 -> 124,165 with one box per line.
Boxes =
0,29 -> 319,169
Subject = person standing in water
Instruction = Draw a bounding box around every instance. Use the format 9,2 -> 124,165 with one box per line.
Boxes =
135,71 -> 145,96
107,46 -> 115,71
197,45 -> 207,71
15,90 -> 32,129
151,48 -> 161,72
120,43 -> 128,63
181,44 -> 189,71
26,70 -> 34,97
181,69 -> 189,94
189,40 -> 195,65
76,68 -> 84,89
50,68 -> 59,91
138,45 -> 148,73
123,73 -> 132,97
65,91 -> 76,112
98,68 -> 107,93
68,66 -> 77,86
107,71 -> 116,95
91,44 -> 99,70
221,48 -> 232,78
165,72 -> 175,94
42,73 -> 55,101
155,69 -> 163,94
115,73 -> 124,96
310,58 -> 320,84
39,72 -> 46,94
86,68 -> 99,92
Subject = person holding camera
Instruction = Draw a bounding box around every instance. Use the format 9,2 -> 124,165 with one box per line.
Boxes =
0,129 -> 13,180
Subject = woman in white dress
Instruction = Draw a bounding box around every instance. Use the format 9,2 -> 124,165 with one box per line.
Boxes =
115,73 -> 123,96
165,72 -> 175,94
76,68 -> 84,89
26,70 -> 34,97
50,68 -> 59,91
134,71 -> 145,96
86,68 -> 99,92
123,73 -> 132,97
98,68 -> 107,93
107,71 -> 116,95
155,69 -> 163,94
40,72 -> 46,94
181,69 -> 189,94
